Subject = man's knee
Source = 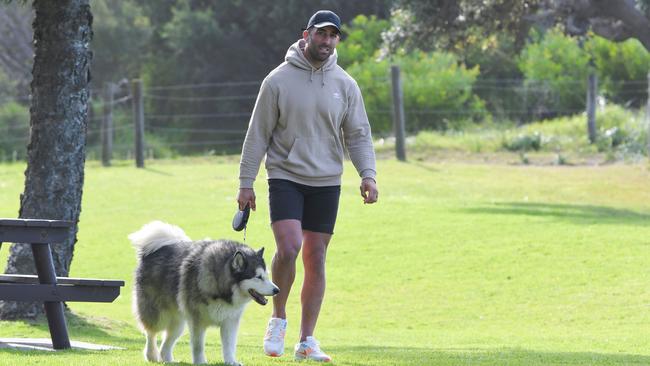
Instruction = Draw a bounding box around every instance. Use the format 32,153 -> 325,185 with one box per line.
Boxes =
303,253 -> 326,275
274,244 -> 301,262
272,219 -> 302,262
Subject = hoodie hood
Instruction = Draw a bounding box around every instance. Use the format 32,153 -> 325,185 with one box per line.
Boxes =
285,39 -> 337,85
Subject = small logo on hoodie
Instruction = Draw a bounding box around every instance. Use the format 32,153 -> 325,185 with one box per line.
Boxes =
333,92 -> 342,100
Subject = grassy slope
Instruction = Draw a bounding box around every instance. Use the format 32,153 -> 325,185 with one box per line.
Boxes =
0,158 -> 649,365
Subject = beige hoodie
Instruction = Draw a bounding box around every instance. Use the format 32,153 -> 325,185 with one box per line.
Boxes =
239,39 -> 376,188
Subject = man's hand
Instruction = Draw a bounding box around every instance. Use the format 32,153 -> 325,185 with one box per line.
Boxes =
237,188 -> 256,211
360,178 -> 378,204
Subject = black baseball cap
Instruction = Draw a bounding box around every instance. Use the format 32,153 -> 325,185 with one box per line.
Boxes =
305,10 -> 341,33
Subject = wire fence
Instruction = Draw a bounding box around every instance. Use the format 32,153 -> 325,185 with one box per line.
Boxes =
1,75 -> 649,163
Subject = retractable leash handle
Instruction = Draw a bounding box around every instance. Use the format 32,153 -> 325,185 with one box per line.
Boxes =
232,203 -> 251,242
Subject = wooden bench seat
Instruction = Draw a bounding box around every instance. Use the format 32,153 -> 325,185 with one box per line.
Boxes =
0,274 -> 124,302
0,218 -> 124,349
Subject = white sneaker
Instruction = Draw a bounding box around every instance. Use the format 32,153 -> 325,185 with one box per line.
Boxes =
263,318 -> 287,357
294,336 -> 331,362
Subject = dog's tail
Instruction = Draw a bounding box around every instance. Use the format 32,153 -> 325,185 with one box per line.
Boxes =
128,221 -> 191,257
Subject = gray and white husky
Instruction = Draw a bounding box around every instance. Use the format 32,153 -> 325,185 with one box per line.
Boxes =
129,221 -> 279,365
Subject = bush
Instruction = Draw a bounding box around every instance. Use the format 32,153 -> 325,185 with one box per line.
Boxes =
501,104 -> 645,157
463,34 -> 527,123
602,126 -> 626,147
518,28 -> 590,120
518,29 -> 650,122
347,51 -> 486,134
587,37 -> 650,108
86,103 -> 176,161
396,104 -> 645,161
595,105 -> 647,159
336,15 -> 389,69
503,131 -> 543,152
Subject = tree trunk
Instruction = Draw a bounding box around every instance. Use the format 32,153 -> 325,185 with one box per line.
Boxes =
592,0 -> 650,52
0,0 -> 92,320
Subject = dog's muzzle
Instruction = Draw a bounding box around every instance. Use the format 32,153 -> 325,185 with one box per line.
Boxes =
248,289 -> 268,305
248,287 -> 280,305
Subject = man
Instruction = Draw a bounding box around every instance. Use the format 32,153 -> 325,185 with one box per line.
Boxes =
237,9 -> 378,362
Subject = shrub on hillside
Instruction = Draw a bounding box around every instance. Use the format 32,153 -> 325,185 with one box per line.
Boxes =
347,51 -> 487,134
587,37 -> 650,108
336,15 -> 389,69
502,131 -> 543,152
518,28 -> 590,120
401,104 -> 645,161
518,29 -> 650,122
500,105 -> 646,156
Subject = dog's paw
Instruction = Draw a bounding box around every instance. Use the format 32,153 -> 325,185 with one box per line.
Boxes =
145,351 -> 161,362
145,355 -> 161,362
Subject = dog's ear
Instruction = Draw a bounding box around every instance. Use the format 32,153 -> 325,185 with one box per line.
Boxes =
231,251 -> 246,272
257,247 -> 264,258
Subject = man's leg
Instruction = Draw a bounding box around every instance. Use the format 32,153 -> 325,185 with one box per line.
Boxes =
270,219 -> 303,319
299,230 -> 331,341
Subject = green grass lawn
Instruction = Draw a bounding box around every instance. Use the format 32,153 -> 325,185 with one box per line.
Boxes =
0,157 -> 649,365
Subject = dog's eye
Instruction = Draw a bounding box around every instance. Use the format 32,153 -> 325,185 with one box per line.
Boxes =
256,275 -> 263,280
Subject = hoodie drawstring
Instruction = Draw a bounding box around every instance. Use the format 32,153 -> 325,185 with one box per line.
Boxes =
288,39 -> 334,88
309,68 -> 326,86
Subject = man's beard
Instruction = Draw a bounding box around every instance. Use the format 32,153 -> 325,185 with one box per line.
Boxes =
307,38 -> 333,62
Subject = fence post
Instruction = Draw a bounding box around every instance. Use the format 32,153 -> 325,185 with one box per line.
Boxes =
101,82 -> 114,167
520,82 -> 528,126
390,65 -> 407,162
647,71 -> 650,159
586,67 -> 598,144
131,79 -> 145,168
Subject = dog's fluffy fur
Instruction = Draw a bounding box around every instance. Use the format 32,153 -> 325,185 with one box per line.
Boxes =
130,221 -> 278,365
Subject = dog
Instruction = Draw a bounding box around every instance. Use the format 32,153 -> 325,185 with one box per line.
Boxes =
129,221 -> 279,365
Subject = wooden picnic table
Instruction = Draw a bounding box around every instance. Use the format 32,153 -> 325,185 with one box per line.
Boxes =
0,219 -> 124,350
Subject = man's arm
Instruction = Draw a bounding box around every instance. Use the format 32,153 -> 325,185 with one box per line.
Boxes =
237,78 -> 278,210
343,81 -> 378,203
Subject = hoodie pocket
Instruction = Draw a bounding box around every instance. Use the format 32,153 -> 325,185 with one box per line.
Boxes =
283,137 -> 343,178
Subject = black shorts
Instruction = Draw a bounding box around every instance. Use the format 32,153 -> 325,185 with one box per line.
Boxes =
268,179 -> 341,234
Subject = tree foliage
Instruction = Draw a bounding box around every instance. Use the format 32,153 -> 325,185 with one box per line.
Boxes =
2,0 -> 649,158
136,0 -> 390,152
386,0 -> 650,53
91,1 -> 152,86
141,0 -> 390,82
383,0 -> 543,54
516,29 -> 650,119
588,35 -> 650,107
518,29 -> 591,117
0,2 -> 32,96
336,15 -> 390,68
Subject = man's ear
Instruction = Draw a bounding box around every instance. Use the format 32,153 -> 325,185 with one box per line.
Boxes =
231,251 -> 246,272
302,29 -> 309,40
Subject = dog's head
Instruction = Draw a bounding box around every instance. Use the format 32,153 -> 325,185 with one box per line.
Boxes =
231,247 -> 279,305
